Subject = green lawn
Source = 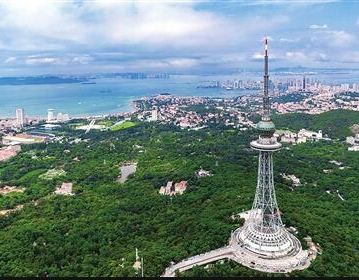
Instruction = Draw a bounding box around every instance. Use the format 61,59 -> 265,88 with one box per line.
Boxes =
97,120 -> 114,127
110,121 -> 138,131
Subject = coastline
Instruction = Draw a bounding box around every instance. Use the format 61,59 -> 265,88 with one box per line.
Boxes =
0,89 -> 255,120
0,98 -> 141,121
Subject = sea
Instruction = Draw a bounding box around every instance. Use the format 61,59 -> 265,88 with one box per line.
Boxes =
0,73 -> 357,119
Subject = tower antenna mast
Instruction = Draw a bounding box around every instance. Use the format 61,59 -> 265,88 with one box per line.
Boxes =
263,37 -> 270,120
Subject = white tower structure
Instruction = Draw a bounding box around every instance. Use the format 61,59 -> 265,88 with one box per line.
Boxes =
162,39 -> 314,277
235,38 -> 302,258
47,109 -> 55,122
16,108 -> 26,127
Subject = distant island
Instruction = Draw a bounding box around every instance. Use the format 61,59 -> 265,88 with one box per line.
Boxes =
0,76 -> 87,86
0,73 -> 171,86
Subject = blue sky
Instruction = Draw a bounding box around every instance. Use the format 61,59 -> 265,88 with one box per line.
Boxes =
0,0 -> 358,75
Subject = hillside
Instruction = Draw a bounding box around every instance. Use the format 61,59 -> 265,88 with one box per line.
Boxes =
273,109 -> 359,139
0,121 -> 358,276
247,109 -> 359,140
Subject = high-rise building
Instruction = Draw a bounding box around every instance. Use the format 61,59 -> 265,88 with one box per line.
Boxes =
151,109 -> 158,121
57,113 -> 70,122
341,84 -> 349,91
47,109 -> 55,122
16,108 -> 26,127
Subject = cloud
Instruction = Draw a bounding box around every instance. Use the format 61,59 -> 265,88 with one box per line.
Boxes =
313,30 -> 358,48
168,58 -> 199,68
4,56 -> 17,64
0,1 -> 290,53
24,54 -> 95,66
0,1 -> 236,51
284,51 -> 329,63
279,38 -> 297,43
0,1 -> 356,73
285,51 -> 308,61
0,1 -> 88,45
338,51 -> 359,63
251,52 -> 263,61
309,24 -> 328,29
240,0 -> 338,6
72,55 -> 93,65
25,57 -> 61,65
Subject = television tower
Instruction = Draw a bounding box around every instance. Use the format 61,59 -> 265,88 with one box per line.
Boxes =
162,39 -> 314,277
236,38 -> 301,258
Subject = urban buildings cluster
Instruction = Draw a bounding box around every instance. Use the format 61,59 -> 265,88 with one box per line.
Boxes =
197,79 -> 261,90
271,79 -> 359,114
0,107 -> 70,132
199,75 -> 359,95
135,95 -> 255,131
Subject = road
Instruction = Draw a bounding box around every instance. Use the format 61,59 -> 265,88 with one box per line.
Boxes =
162,246 -> 234,277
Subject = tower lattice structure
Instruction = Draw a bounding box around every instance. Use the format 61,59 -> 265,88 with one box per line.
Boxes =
162,39 -> 314,277
236,38 -> 300,258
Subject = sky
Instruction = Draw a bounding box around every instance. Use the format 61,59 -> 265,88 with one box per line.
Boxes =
0,0 -> 358,75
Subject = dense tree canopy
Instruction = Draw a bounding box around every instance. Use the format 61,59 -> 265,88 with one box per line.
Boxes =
0,112 -> 358,276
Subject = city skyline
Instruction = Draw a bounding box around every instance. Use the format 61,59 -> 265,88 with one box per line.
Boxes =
0,0 -> 358,75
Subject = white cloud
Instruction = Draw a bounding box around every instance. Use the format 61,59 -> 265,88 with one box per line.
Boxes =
0,1 -> 88,45
0,1 -> 289,53
0,1 -> 355,72
4,56 -> 17,64
285,51 -> 308,61
280,38 -> 297,43
72,55 -> 93,65
283,51 -> 329,64
338,51 -> 359,63
309,24 -> 328,29
0,1 -> 234,50
323,30 -> 357,47
241,0 -> 338,6
25,57 -> 60,65
168,58 -> 199,68
251,52 -> 263,61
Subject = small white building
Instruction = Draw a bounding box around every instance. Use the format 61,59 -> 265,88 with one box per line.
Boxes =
348,133 -> 359,151
281,173 -> 301,187
54,182 -> 74,196
298,129 -> 323,140
196,169 -> 212,177
159,181 -> 187,196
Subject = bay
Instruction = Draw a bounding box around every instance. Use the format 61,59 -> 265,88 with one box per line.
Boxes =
0,72 -> 357,119
0,75 -> 256,118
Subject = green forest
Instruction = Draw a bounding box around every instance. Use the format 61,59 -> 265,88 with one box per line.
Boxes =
0,111 -> 358,277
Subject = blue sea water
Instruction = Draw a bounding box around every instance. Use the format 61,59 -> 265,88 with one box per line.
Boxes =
0,75 -> 257,118
0,73 -> 357,119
